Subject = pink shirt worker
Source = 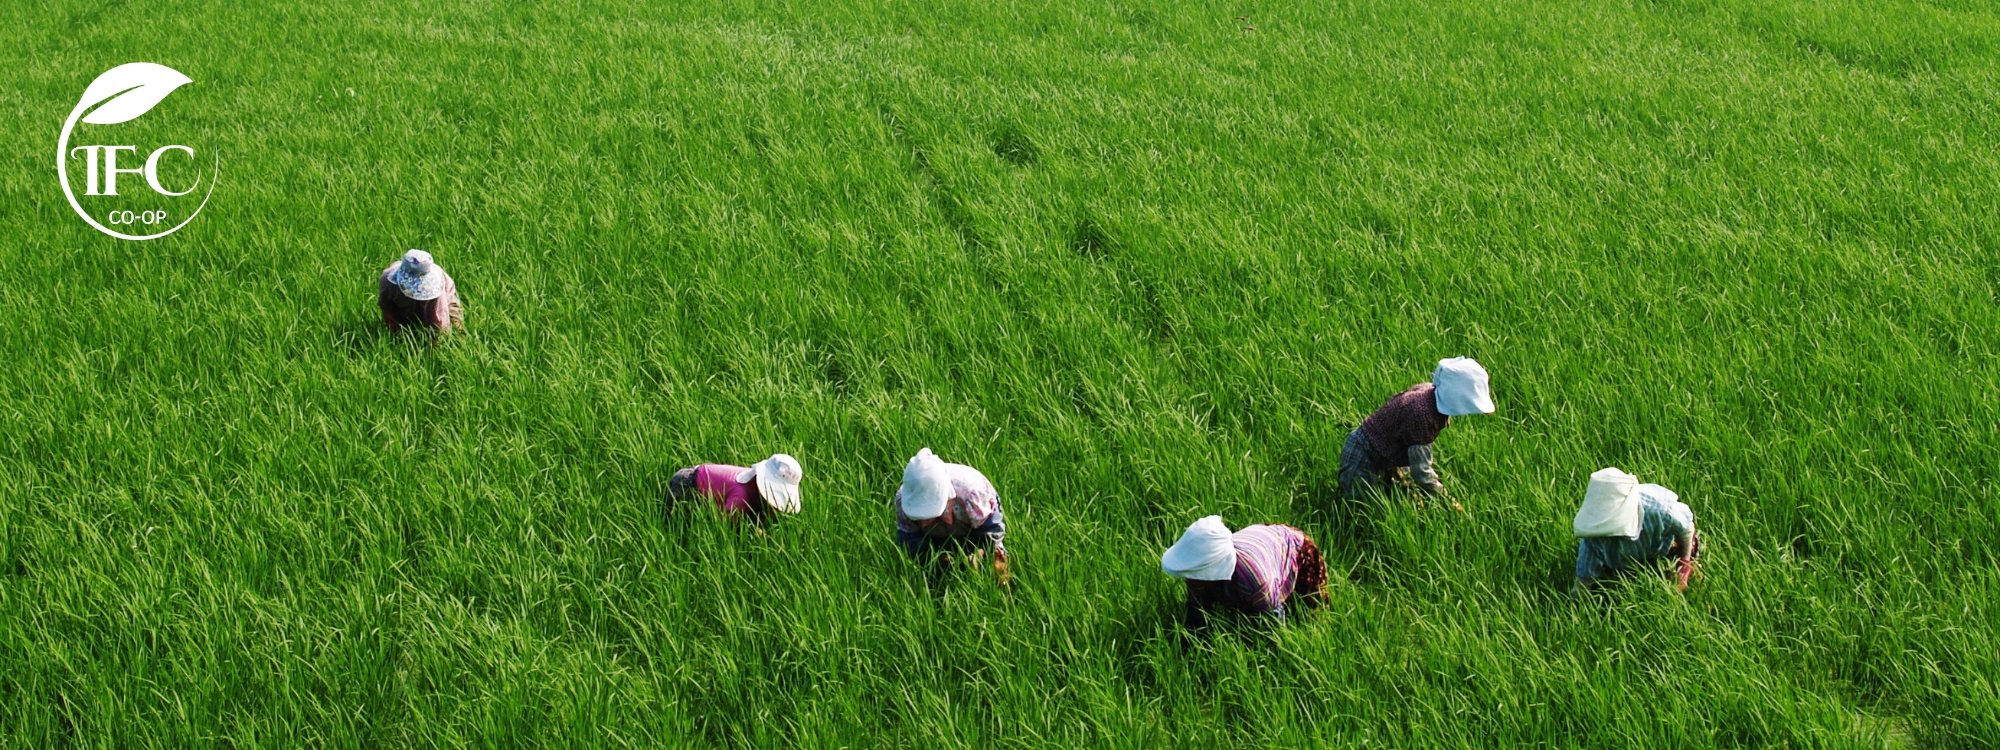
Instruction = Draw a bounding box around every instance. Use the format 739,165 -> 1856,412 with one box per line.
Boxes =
666,454 -> 803,523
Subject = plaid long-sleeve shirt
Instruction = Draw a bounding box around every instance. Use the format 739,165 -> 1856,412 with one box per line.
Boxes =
1359,383 -> 1450,468
1575,493 -> 1696,582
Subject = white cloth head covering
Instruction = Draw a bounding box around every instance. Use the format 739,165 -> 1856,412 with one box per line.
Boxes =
898,448 -> 953,520
388,249 -> 449,301
1432,357 -> 1495,416
1160,515 -> 1238,581
1636,483 -> 1677,506
736,454 -> 802,514
1573,467 -> 1643,539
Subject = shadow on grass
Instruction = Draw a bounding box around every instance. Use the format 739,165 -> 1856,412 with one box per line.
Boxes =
333,311 -> 464,356
1283,442 -> 1396,587
1100,591 -> 1185,695
658,484 -> 777,546
909,543 -> 1005,599
332,313 -> 390,353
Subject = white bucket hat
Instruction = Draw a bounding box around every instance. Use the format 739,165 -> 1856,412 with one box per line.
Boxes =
898,448 -> 953,520
1160,515 -> 1238,581
388,249 -> 449,301
1432,357 -> 1495,416
1573,467 -> 1643,538
737,454 -> 802,514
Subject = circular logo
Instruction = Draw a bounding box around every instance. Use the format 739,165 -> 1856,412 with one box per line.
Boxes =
56,62 -> 219,241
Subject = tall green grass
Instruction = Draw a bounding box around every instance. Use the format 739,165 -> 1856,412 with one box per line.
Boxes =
1,0 -> 1995,746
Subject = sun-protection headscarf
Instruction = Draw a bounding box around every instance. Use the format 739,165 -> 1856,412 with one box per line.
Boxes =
1432,357 -> 1495,416
1637,483 -> 1678,507
1573,467 -> 1643,539
898,448 -> 953,520
388,249 -> 449,301
1161,515 -> 1238,581
736,454 -> 803,514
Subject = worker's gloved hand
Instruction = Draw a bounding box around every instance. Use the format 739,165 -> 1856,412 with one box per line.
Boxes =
994,549 -> 1012,587
1675,558 -> 1694,591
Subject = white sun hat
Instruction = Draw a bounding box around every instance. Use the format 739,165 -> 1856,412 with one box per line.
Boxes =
1432,357 -> 1495,416
1160,515 -> 1238,581
1573,467 -> 1643,539
388,249 -> 449,301
898,448 -> 953,520
736,454 -> 803,514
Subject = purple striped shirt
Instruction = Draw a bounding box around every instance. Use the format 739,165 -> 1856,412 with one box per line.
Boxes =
1183,524 -> 1310,625
1227,524 -> 1308,612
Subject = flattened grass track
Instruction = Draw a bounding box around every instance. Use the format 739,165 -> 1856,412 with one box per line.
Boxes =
1,0 -> 1996,746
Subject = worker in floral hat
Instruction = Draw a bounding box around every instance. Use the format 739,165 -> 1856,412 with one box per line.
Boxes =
665,454 -> 804,523
1160,515 -> 1327,631
894,448 -> 1009,585
378,249 -> 464,332
1336,357 -> 1496,508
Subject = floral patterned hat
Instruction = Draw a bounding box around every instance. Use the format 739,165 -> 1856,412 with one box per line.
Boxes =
388,249 -> 448,301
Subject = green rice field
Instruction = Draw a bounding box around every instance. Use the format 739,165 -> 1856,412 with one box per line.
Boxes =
2,0 -> 1997,746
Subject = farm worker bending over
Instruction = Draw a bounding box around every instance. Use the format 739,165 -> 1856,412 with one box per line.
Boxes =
1571,467 -> 1700,593
378,249 -> 465,332
1161,516 -> 1327,631
665,454 -> 803,522
1336,357 -> 1496,508
894,448 -> 1010,585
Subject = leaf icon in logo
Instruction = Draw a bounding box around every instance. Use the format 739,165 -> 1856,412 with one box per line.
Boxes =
74,62 -> 193,125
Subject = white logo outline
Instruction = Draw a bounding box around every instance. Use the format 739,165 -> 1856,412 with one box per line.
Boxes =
57,62 -> 219,241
